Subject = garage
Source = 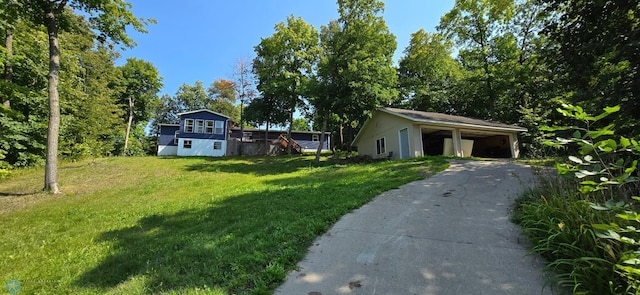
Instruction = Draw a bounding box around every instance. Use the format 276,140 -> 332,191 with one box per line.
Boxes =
353,107 -> 527,160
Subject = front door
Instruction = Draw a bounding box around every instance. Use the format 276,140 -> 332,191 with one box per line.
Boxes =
399,128 -> 410,159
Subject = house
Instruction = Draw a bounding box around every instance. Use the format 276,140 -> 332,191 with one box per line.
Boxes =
157,110 -> 230,157
352,107 -> 527,159
227,128 -> 331,156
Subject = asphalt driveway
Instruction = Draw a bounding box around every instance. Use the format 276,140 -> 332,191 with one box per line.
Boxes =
276,160 -> 553,295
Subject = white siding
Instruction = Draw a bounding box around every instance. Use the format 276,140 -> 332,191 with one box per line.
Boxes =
157,145 -> 178,156
177,138 -> 226,157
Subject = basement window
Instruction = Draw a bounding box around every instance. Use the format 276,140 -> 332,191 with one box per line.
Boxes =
183,140 -> 192,149
213,141 -> 222,150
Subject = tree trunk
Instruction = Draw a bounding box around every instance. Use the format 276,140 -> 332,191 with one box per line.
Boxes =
123,96 -> 134,156
43,6 -> 62,194
287,105 -> 293,156
314,110 -> 329,163
264,119 -> 270,156
3,27 -> 13,108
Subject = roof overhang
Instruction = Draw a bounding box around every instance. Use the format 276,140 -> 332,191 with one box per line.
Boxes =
177,109 -> 231,119
378,108 -> 527,133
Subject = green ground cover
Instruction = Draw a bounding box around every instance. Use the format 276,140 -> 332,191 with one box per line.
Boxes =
0,156 -> 448,294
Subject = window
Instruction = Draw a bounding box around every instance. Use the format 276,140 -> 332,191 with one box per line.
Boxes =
376,137 -> 386,155
195,119 -> 205,133
174,131 -> 179,145
205,120 -> 214,134
214,121 -> 224,134
183,140 -> 192,149
184,119 -> 194,133
213,141 -> 222,150
312,134 -> 319,142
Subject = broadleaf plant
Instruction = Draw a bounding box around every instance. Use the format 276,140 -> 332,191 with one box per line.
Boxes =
544,102 -> 640,292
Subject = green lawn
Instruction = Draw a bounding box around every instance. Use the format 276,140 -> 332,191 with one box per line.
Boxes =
0,156 -> 448,294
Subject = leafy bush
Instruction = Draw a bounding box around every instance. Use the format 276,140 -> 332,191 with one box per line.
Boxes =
515,103 -> 640,294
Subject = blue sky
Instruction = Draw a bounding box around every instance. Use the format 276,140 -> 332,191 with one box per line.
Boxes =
118,1 -> 455,97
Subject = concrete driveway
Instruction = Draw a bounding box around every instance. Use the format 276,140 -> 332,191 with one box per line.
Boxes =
276,160 -> 553,295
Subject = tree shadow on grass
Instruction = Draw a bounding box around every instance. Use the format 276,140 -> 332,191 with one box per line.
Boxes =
75,158 -> 447,294
181,155 -> 326,176
74,167 -> 361,294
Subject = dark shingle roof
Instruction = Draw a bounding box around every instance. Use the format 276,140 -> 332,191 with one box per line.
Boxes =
381,107 -> 527,131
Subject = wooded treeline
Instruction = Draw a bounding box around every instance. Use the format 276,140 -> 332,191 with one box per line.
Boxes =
1,0 -> 638,170
246,0 -> 639,159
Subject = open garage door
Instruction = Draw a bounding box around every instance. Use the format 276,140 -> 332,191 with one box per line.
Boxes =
421,127 -> 516,158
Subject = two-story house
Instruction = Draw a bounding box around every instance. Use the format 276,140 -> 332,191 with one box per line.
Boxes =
157,110 -> 230,157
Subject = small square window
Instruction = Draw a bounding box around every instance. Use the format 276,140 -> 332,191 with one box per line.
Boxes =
195,120 -> 205,133
183,140 -> 192,149
213,141 -> 222,150
205,120 -> 214,134
184,119 -> 194,133
312,134 -> 319,142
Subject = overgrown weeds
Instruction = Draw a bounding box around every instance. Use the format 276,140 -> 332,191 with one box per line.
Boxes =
514,103 -> 640,294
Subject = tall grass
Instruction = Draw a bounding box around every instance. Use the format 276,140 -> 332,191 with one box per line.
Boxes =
513,173 -> 633,294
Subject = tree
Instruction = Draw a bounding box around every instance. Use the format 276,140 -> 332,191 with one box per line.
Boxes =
232,57 -> 256,155
438,0 -> 517,120
326,0 -> 398,151
291,117 -> 310,131
174,81 -> 209,111
253,15 -> 320,155
114,57 -> 162,156
19,0 -> 154,193
207,78 -> 239,122
540,0 -> 640,136
396,29 -> 461,112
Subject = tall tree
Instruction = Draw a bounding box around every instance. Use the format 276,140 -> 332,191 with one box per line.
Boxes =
540,0 -> 640,135
438,0 -> 515,120
114,57 -> 162,156
253,15 -> 320,155
207,78 -> 239,122
328,0 -> 397,150
232,57 -> 256,154
396,29 -> 461,112
19,0 -> 153,193
174,81 -> 209,111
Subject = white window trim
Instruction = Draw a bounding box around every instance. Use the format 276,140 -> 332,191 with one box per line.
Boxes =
205,120 -> 214,134
184,119 -> 194,133
183,140 -> 192,149
174,131 -> 179,145
214,121 -> 224,135
312,134 -> 319,142
195,119 -> 205,133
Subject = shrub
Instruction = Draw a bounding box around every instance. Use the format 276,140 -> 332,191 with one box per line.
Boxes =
515,103 -> 640,294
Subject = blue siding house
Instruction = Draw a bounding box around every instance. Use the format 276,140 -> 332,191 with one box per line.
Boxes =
157,110 -> 230,157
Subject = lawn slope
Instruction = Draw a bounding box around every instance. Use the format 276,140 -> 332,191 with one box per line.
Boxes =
0,156 -> 448,294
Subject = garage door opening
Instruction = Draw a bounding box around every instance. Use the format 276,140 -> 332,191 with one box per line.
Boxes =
422,130 -> 451,156
421,128 -> 513,158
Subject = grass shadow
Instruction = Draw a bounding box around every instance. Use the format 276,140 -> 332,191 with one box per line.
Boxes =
75,157 -> 448,294
182,155 -> 326,176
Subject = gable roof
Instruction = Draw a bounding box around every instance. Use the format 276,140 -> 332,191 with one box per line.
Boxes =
380,107 -> 527,131
353,107 -> 527,146
177,109 -> 231,119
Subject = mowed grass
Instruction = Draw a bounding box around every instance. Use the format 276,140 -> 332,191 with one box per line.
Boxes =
0,155 -> 448,294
